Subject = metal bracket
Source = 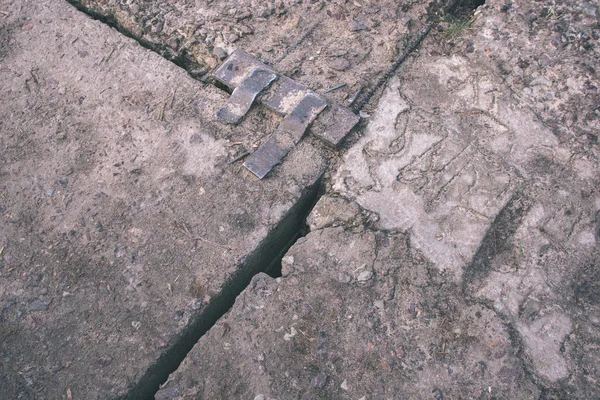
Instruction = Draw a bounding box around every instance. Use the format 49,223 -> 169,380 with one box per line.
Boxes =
213,50 -> 360,179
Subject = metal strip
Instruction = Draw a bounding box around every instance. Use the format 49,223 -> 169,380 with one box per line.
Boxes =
244,93 -> 327,179
216,68 -> 278,125
310,104 -> 360,147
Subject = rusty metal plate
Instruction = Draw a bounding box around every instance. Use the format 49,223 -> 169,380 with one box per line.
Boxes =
244,93 -> 327,179
310,104 -> 360,147
213,49 -> 272,89
214,50 -> 311,116
216,68 -> 278,125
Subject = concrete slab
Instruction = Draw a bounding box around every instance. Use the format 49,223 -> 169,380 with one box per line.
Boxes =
0,1 -> 326,398
159,225 -> 540,399
159,1 -> 600,398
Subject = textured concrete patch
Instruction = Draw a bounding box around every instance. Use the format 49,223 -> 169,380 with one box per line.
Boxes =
332,73 -> 518,280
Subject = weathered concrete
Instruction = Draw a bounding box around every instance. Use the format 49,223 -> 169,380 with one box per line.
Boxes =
0,0 -> 327,398
159,1 -> 600,398
159,221 -> 541,399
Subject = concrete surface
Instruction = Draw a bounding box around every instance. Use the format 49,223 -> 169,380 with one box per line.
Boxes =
0,0 -> 598,399
158,1 -> 600,399
66,0 -> 443,109
0,0 -> 326,398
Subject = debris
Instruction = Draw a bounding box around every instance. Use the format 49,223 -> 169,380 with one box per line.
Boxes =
348,20 -> 368,32
216,68 -> 278,125
205,57 -> 218,69
328,58 -> 350,71
347,87 -> 362,106
323,83 -> 347,94
283,326 -> 297,341
243,93 -> 326,179
28,299 -> 51,312
213,46 -> 228,60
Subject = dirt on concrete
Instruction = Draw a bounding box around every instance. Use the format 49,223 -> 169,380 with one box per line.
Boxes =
161,224 -> 541,399
66,0 -> 446,109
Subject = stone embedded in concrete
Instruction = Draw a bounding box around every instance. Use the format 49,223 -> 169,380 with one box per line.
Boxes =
306,195 -> 362,232
0,1 -> 326,398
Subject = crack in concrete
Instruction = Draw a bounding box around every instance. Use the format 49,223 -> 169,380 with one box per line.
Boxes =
121,175 -> 323,399
65,0 -> 209,80
59,1 -> 490,397
462,189 -> 533,295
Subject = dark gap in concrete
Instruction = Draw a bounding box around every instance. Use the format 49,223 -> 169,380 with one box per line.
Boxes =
121,173 -> 324,399
462,190 -> 532,296
213,79 -> 233,95
453,0 -> 486,20
264,181 -> 326,279
65,0 -> 209,81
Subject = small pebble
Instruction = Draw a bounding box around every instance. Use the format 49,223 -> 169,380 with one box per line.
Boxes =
205,57 -> 218,69
155,386 -> 180,400
348,20 -> 368,32
213,47 -> 228,60
28,299 -> 51,312
340,379 -> 348,390
312,372 -> 328,389
338,272 -> 352,283
357,269 -> 373,282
